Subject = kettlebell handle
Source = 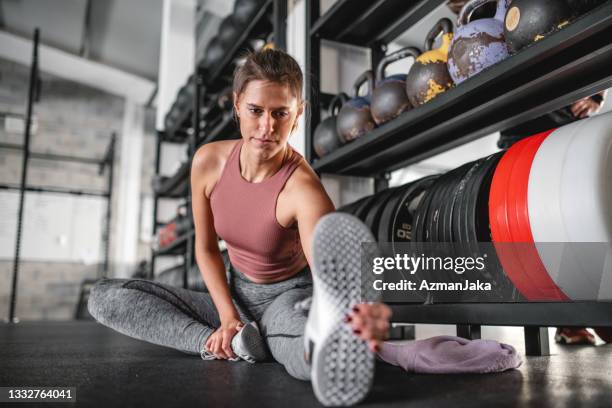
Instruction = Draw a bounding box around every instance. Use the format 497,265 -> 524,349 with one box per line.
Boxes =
352,70 -> 374,98
375,47 -> 421,81
329,92 -> 349,116
424,18 -> 454,51
458,0 -> 508,26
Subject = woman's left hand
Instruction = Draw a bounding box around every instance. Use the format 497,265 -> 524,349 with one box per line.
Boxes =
345,303 -> 392,353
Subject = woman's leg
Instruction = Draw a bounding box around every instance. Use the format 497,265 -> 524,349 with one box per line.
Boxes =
258,287 -> 312,381
87,278 -> 248,355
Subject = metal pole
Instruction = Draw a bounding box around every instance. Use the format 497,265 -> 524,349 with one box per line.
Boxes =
273,0 -> 287,51
9,28 -> 39,323
101,133 -> 115,278
150,132 -> 162,279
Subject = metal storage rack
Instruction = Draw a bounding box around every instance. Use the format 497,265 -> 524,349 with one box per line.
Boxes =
305,0 -> 612,354
151,0 -> 287,288
4,29 -> 117,322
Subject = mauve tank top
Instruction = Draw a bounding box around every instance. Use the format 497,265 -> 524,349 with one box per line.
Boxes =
209,140 -> 307,283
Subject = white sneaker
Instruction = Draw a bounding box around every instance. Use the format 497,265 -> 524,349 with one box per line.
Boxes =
304,213 -> 381,406
200,321 -> 268,363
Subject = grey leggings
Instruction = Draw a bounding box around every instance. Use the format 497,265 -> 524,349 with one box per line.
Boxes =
87,264 -> 313,380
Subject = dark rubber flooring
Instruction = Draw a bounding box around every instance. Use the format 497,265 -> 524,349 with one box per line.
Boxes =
1,322 -> 612,407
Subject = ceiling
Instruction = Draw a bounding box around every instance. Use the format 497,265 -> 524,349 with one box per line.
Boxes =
0,0 -> 163,80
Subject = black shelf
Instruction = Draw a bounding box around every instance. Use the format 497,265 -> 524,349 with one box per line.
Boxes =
390,302 -> 612,327
198,112 -> 240,147
311,3 -> 612,176
155,162 -> 190,199
152,229 -> 195,257
311,0 -> 446,46
199,0 -> 274,86
160,128 -> 190,144
164,105 -> 193,143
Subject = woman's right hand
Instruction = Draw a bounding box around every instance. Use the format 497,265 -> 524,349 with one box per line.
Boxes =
205,318 -> 244,359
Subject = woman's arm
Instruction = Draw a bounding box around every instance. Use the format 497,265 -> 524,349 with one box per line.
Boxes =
292,166 -> 392,352
191,145 -> 242,359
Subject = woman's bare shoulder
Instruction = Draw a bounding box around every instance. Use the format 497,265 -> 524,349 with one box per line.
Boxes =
192,140 -> 239,197
192,140 -> 238,172
286,158 -> 325,195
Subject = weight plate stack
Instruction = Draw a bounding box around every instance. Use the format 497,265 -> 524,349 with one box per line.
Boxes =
467,152 -> 517,302
364,187 -> 399,236
505,132 -> 565,301
435,162 -> 476,300
490,135 -> 565,301
377,183 -> 413,244
378,175 -> 438,247
336,195 -> 370,216
559,114 -> 612,300
530,112 -> 612,300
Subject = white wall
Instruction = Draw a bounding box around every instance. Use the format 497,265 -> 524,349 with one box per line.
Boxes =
156,0 -> 196,130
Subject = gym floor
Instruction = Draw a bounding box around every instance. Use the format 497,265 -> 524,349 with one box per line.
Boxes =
2,322 -> 611,407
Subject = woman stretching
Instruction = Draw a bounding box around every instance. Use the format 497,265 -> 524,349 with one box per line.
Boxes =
88,48 -> 391,407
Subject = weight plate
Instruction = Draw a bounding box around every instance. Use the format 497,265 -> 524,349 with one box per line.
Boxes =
555,113 -> 612,300
490,139 -> 545,300
460,156 -> 495,301
354,194 -> 380,221
438,162 -> 476,293
424,173 -> 450,244
480,152 -> 522,301
364,187 -> 398,236
383,176 -> 438,248
506,132 -> 567,301
561,113 -> 612,242
560,114 -> 612,300
337,195 -> 371,216
528,123 -> 576,295
440,162 -> 474,244
377,183 -> 413,244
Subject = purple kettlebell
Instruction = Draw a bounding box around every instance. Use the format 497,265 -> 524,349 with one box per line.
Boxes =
447,0 -> 511,85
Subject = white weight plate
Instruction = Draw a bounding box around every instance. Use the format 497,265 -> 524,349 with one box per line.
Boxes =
560,112 -> 612,300
528,119 -> 586,299
561,112 -> 612,242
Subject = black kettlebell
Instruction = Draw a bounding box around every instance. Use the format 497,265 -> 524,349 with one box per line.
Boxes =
203,36 -> 225,69
336,70 -> 376,143
234,0 -> 266,25
406,18 -> 455,107
370,47 -> 421,126
313,93 -> 349,158
218,14 -> 240,47
504,0 -> 573,53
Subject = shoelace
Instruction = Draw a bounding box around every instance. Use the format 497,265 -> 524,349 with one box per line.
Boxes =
200,348 -> 241,362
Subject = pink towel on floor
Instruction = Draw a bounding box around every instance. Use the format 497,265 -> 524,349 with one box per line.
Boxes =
377,335 -> 522,374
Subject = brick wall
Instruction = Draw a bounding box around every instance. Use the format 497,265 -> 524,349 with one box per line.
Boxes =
0,57 -> 156,320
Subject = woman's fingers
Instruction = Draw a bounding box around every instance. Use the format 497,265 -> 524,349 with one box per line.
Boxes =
222,330 -> 237,359
212,335 -> 228,359
347,303 -> 391,342
368,339 -> 382,353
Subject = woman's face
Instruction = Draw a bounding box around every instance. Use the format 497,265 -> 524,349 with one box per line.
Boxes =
233,80 -> 303,159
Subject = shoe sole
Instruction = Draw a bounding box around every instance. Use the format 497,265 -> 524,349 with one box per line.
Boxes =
310,213 -> 381,407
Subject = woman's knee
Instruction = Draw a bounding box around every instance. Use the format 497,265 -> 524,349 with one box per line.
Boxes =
87,278 -> 128,321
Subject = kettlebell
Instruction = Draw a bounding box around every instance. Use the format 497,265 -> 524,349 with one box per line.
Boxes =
218,14 -> 240,47
504,0 -> 573,53
447,0 -> 510,85
370,47 -> 420,125
336,71 -> 376,143
406,18 -> 454,107
203,36 -> 225,69
234,0 -> 266,25
313,93 -> 349,158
